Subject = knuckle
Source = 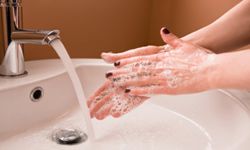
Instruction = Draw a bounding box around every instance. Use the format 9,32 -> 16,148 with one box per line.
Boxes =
137,56 -> 144,61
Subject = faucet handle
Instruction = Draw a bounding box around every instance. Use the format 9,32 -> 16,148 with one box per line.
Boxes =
12,29 -> 60,45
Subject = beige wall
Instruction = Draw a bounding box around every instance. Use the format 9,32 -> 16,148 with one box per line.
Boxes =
22,0 -> 151,60
1,0 -> 243,60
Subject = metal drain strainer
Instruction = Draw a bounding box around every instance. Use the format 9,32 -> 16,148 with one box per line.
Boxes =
52,128 -> 88,145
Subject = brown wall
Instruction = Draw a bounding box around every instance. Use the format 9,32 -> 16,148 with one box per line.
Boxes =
148,0 -> 172,45
148,0 -> 241,45
0,0 -> 244,60
22,0 -> 152,60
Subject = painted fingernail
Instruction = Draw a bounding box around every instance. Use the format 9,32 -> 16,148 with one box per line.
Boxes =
162,27 -> 170,34
114,61 -> 120,67
125,89 -> 131,93
105,72 -> 113,78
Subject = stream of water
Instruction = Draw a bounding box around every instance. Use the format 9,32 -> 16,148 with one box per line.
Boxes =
50,39 -> 95,141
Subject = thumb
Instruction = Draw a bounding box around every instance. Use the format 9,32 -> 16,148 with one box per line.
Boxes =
160,27 -> 183,48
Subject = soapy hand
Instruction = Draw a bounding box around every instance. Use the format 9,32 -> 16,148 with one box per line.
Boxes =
87,80 -> 148,120
88,27 -> 216,119
104,28 -> 216,95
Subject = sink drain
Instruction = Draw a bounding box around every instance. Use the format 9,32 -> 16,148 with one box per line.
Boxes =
52,128 -> 88,145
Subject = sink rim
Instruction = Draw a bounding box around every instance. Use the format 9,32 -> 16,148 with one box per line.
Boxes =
0,58 -> 111,91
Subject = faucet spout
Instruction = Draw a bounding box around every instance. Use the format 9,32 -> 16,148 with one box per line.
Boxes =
12,29 -> 60,45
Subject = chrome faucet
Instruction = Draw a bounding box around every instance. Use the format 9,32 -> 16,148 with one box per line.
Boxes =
0,0 -> 60,77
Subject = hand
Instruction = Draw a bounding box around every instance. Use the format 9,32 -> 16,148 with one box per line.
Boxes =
88,35 -> 169,120
88,34 -> 170,120
88,27 -> 217,120
87,80 -> 148,120
101,27 -> 201,64
101,46 -> 167,63
105,28 -> 216,95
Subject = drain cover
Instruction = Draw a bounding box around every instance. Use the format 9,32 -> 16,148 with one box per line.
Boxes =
52,128 -> 88,145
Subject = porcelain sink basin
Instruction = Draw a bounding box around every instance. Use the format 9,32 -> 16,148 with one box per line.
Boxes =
0,59 -> 250,150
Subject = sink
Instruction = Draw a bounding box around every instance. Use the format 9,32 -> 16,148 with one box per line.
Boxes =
0,59 -> 250,150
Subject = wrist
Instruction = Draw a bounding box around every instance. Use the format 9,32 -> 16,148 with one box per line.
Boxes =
181,25 -> 216,52
205,52 -> 235,89
203,54 -> 222,90
208,50 -> 250,90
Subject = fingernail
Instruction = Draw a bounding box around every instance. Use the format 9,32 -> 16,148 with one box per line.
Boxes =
162,27 -> 170,34
114,61 -> 120,67
105,72 -> 113,78
125,89 -> 131,93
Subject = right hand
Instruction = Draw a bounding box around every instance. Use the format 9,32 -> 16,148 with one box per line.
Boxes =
104,28 -> 216,95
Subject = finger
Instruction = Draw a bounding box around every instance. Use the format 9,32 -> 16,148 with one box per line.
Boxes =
106,68 -> 132,78
160,27 -> 183,48
113,53 -> 165,68
87,80 -> 110,107
128,86 -> 171,95
111,112 -> 122,118
119,76 -> 167,87
94,101 -> 113,120
109,69 -> 166,86
90,92 -> 114,118
106,67 -> 165,79
159,44 -> 174,53
110,95 -> 148,118
101,45 -> 164,63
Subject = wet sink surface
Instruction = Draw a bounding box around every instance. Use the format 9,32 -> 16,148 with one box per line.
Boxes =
0,59 -> 250,150
0,102 -> 213,150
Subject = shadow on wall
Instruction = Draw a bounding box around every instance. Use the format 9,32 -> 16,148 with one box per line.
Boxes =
22,0 -> 241,60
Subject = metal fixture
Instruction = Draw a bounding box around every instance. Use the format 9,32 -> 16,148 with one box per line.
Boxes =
52,128 -> 88,145
0,0 -> 60,77
30,87 -> 44,102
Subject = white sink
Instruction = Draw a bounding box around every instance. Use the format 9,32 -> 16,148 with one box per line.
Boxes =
0,59 -> 250,150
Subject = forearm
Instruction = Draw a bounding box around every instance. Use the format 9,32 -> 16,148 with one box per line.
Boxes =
182,0 -> 250,53
209,49 -> 250,90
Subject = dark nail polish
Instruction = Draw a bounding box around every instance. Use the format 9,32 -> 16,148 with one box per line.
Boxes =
114,61 -> 120,66
125,89 -> 131,93
162,27 -> 170,34
105,72 -> 113,78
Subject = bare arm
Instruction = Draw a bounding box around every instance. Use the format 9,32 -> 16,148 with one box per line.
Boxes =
182,0 -> 250,53
210,49 -> 250,89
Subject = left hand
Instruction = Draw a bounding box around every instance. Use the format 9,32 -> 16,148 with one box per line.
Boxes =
87,80 -> 148,120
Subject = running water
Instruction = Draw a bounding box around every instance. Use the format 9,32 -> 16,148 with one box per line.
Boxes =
50,39 -> 95,141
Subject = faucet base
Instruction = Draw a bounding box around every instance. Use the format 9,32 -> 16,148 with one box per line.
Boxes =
0,71 -> 28,78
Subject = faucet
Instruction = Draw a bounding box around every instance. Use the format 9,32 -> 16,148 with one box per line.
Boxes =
0,0 -> 60,77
